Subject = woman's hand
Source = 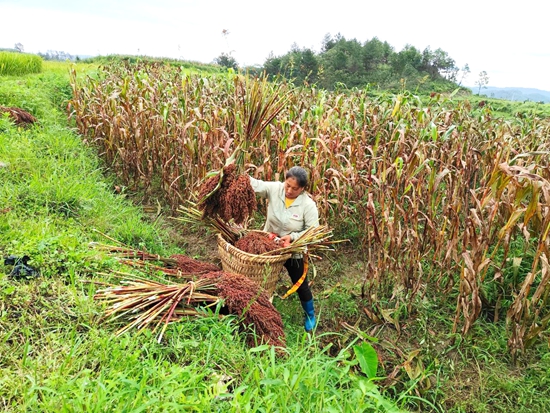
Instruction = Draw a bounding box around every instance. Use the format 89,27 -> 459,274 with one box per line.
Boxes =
268,233 -> 291,247
279,235 -> 291,247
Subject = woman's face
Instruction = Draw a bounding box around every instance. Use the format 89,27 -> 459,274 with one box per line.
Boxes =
284,177 -> 304,199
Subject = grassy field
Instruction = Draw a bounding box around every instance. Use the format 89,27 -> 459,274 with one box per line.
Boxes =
1,60 -> 550,412
0,63 -> 402,412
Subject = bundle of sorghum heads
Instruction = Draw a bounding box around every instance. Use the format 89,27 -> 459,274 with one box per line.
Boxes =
197,164 -> 256,225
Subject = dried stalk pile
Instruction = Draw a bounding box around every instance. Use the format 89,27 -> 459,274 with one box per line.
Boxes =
0,106 -> 37,126
197,163 -> 256,225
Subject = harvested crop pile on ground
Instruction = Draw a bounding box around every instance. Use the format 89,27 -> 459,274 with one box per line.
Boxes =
0,106 -> 37,126
169,254 -> 220,274
94,270 -> 285,349
200,271 -> 286,348
93,245 -> 285,349
90,242 -> 220,275
234,231 -> 279,255
197,163 -> 256,225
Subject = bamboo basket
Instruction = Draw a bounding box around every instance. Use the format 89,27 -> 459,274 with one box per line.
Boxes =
216,232 -> 292,297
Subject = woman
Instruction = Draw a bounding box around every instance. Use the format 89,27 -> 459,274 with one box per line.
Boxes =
250,166 -> 319,332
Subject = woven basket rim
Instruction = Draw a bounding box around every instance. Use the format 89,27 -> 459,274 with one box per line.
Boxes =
216,232 -> 291,263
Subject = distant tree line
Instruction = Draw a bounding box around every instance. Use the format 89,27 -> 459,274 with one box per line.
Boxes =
38,50 -> 77,61
3,43 -> 77,62
216,33 -> 471,93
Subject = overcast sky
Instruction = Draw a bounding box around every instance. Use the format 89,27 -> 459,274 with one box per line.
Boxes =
1,0 -> 548,91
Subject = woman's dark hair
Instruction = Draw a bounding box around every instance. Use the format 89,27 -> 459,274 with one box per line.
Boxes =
285,166 -> 309,188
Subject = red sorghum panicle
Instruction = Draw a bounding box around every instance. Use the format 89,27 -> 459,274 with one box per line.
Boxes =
235,232 -> 279,255
169,254 -> 220,274
200,271 -> 286,348
223,174 -> 257,225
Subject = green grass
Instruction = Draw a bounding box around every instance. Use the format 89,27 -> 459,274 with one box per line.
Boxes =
0,52 -> 42,76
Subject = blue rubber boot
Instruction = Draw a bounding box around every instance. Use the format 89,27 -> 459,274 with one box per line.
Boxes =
301,299 -> 316,332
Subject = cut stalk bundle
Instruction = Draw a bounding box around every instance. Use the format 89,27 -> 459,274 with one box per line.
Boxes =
90,242 -> 179,266
119,255 -> 221,277
170,254 -> 221,274
258,224 -> 348,258
94,275 -> 220,342
176,202 -> 245,244
201,271 -> 286,348
90,241 -> 220,275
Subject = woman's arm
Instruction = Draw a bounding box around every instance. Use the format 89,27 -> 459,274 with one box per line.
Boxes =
249,176 -> 280,199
